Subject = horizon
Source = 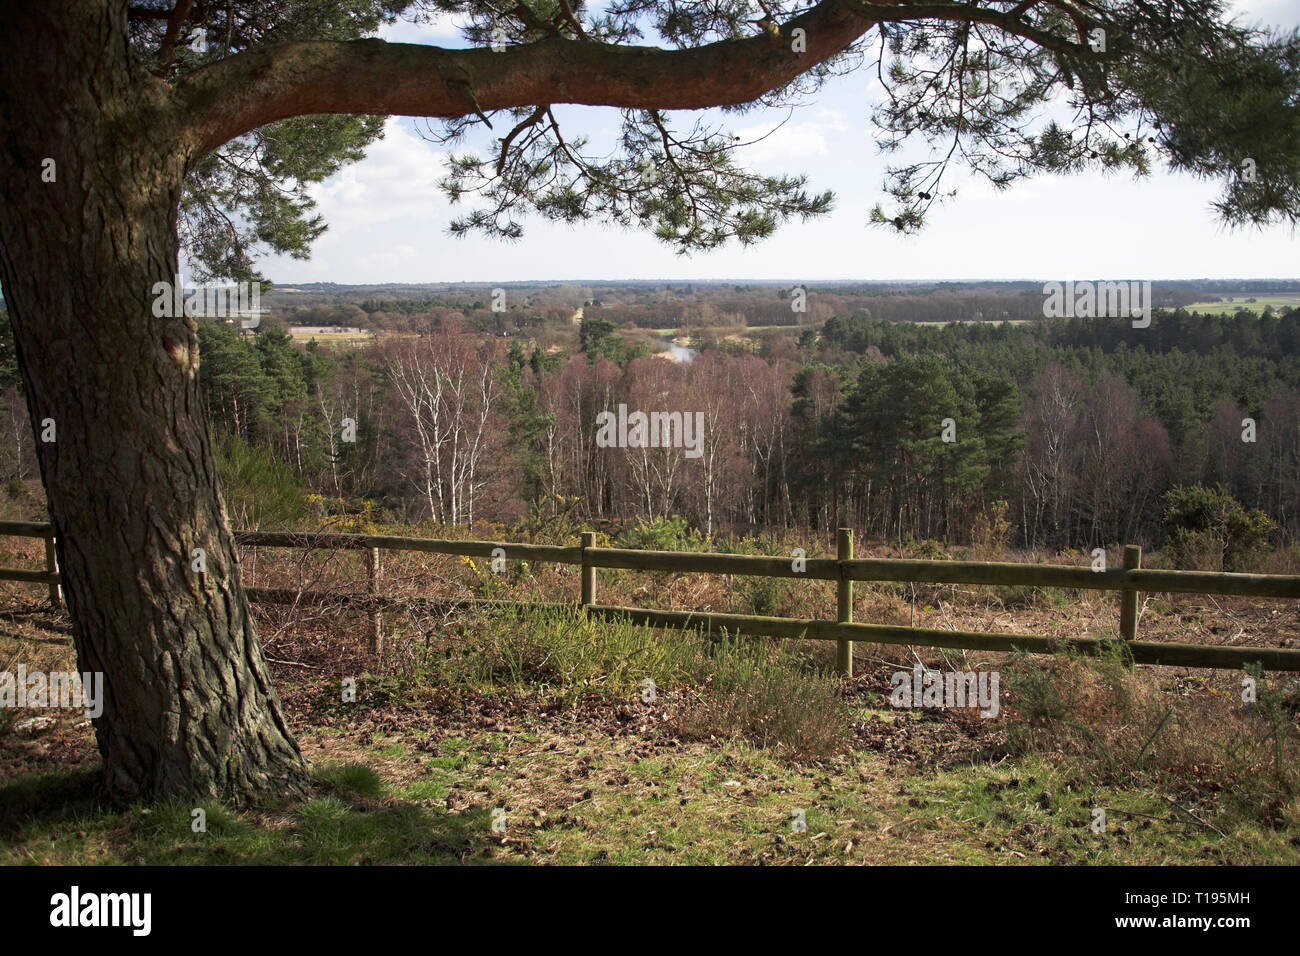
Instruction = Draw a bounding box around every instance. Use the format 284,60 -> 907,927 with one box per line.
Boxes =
264,276 -> 1300,285
245,0 -> 1300,286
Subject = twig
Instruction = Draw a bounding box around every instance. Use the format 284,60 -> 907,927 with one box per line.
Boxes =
264,655 -> 321,670
1158,794 -> 1226,837
1104,807 -> 1194,828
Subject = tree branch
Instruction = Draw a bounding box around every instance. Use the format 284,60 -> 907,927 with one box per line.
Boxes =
556,0 -> 588,39
129,2 -> 206,21
496,105 -> 547,175
155,0 -> 195,70
177,0 -> 876,158
854,1 -> 1096,59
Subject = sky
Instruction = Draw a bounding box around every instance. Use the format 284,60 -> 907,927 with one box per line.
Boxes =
256,0 -> 1300,284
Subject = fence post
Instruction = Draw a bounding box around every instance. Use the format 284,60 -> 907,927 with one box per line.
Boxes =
44,534 -> 60,606
366,546 -> 383,654
837,528 -> 853,677
580,531 -> 596,610
1120,544 -> 1141,641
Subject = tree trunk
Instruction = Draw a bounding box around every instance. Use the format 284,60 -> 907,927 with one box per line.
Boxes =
0,1 -> 308,803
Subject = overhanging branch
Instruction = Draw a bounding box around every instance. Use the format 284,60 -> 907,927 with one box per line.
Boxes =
854,0 -> 1099,59
177,0 -> 876,157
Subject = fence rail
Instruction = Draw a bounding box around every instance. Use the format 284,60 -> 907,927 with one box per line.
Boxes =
3,520 -> 1300,672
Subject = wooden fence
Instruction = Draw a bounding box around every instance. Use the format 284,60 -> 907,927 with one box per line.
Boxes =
4,520 -> 1300,672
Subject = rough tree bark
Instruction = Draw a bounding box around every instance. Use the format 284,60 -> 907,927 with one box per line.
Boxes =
0,1 -> 307,801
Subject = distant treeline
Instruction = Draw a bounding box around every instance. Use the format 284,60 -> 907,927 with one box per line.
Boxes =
1,305 -> 1297,559
270,279 -> 1267,333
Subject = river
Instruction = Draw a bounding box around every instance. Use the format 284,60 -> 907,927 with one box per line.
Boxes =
663,336 -> 699,363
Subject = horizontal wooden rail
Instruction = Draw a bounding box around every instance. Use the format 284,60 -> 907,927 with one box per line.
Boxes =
237,589 -> 1300,671
0,520 -> 62,604
583,547 -> 1300,598
838,558 -> 1300,598
7,520 -> 1300,599
583,546 -> 839,579
246,587 -> 567,616
4,520 -> 1300,670
235,529 -> 582,566
0,568 -> 60,585
0,520 -> 55,538
587,606 -> 1300,672
6,540 -> 1300,598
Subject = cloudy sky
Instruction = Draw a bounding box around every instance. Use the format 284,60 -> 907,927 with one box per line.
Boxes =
257,0 -> 1300,284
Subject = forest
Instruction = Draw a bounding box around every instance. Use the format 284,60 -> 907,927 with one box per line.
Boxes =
6,290 -> 1294,566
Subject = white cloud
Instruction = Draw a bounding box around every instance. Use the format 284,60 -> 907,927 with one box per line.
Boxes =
376,15 -> 471,46
1231,0 -> 1300,27
734,109 -> 850,165
308,119 -> 448,225
259,119 -> 454,281
255,11 -> 1300,284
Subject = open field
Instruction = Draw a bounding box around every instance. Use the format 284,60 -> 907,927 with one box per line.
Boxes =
287,328 -> 374,347
1185,294 -> 1300,315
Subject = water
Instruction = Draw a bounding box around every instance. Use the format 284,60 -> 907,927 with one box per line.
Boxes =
663,336 -> 699,363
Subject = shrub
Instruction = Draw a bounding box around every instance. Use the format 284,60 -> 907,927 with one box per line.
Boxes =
214,434 -> 311,530
438,606 -> 697,702
903,536 -> 950,560
1002,648 -> 1300,828
971,499 -> 1013,557
617,514 -> 706,552
1161,483 -> 1274,571
394,606 -> 846,760
672,638 -> 846,760
517,494 -> 584,544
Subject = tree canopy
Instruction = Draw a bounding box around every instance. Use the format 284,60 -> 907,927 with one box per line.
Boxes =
119,0 -> 1300,278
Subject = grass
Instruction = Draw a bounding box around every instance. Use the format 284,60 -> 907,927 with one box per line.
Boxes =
369,606 -> 848,759
287,330 -> 372,348
0,768 -> 500,866
4,736 -> 1294,865
3,532 -> 1299,865
1185,294 -> 1300,315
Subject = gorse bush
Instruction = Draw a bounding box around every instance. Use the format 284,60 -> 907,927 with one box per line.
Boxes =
617,514 -> 706,552
971,500 -> 1013,557
903,536 -> 951,560
1003,644 -> 1138,751
730,574 -> 821,619
736,575 -> 782,616
518,494 -> 585,544
1162,483 -> 1275,572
